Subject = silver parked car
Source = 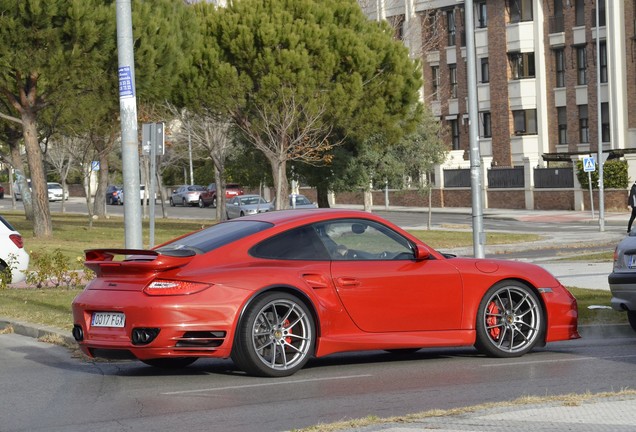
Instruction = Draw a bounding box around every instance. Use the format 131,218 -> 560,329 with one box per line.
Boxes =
170,185 -> 205,207
226,194 -> 271,219
270,194 -> 318,210
609,232 -> 636,331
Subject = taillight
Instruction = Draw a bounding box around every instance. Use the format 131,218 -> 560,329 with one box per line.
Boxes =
9,234 -> 24,249
144,279 -> 211,296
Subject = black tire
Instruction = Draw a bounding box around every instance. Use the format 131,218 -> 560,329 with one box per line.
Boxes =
232,292 -> 315,377
475,280 -> 544,358
141,357 -> 197,369
198,198 -> 206,208
627,311 -> 636,332
169,198 -> 175,207
212,196 -> 217,208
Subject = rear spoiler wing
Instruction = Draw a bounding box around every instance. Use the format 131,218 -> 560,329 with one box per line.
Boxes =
84,248 -> 193,276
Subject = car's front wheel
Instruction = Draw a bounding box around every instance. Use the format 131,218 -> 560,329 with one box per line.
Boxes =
232,292 -> 315,377
198,198 -> 205,208
475,281 -> 544,357
169,198 -> 175,207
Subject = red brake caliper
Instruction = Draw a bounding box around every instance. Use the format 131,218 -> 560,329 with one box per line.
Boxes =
283,319 -> 292,344
486,302 -> 501,340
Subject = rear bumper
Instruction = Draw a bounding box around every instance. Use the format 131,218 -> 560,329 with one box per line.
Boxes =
608,272 -> 636,312
71,286 -> 247,360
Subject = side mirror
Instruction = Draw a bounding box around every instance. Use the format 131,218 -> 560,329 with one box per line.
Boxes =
414,244 -> 430,260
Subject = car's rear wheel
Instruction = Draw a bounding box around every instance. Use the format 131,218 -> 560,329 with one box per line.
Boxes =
232,292 -> 315,377
141,357 -> 198,369
198,198 -> 205,208
627,311 -> 636,332
212,197 -> 217,208
475,281 -> 544,357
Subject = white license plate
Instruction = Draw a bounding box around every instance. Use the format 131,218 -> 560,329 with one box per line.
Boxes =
629,255 -> 636,269
91,312 -> 126,328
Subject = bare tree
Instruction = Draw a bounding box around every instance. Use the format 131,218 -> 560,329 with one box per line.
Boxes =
45,135 -> 85,214
233,91 -> 336,210
168,104 -> 235,220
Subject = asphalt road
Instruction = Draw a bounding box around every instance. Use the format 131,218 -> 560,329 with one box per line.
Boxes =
1,328 -> 635,432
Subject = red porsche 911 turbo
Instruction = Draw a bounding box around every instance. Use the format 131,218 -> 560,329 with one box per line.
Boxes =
72,209 -> 579,377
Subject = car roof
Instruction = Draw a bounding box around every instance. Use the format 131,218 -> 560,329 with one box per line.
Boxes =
232,208 -> 385,227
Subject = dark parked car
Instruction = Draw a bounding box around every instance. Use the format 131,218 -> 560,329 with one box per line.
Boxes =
609,232 -> 636,331
199,183 -> 244,208
106,185 -> 122,205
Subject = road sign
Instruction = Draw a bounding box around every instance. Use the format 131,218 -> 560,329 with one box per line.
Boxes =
583,156 -> 596,172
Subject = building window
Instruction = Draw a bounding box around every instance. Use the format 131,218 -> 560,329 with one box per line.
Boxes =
513,109 -> 538,135
555,49 -> 565,87
428,12 -> 439,41
599,42 -> 607,83
431,66 -> 440,100
449,64 -> 458,98
509,52 -> 535,79
557,107 -> 567,144
576,46 -> 587,85
476,1 -> 488,28
450,119 -> 460,150
508,0 -> 533,23
601,102 -> 610,142
480,58 -> 489,83
594,0 -> 606,27
551,0 -> 565,33
575,0 -> 585,26
578,105 -> 589,143
446,9 -> 456,46
480,112 -> 492,138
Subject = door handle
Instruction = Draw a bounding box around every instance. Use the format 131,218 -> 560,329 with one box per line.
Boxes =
336,277 -> 360,287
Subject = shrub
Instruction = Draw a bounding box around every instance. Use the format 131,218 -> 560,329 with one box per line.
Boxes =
576,159 -> 628,189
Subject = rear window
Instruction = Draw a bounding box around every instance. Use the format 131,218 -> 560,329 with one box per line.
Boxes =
156,220 -> 272,255
0,215 -> 16,232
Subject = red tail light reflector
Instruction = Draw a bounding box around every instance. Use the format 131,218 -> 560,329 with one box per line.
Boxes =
9,234 -> 24,249
144,279 -> 211,296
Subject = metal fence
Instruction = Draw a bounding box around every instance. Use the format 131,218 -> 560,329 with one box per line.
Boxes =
487,167 -> 524,188
444,166 -> 573,189
534,167 -> 574,188
444,169 -> 471,188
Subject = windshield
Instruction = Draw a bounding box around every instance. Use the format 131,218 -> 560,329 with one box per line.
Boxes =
240,196 -> 266,205
156,220 -> 272,255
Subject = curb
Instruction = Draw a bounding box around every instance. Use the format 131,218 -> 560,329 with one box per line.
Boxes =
0,317 -> 76,347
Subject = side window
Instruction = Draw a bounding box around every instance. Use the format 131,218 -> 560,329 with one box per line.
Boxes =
250,225 -> 330,260
315,220 -> 415,261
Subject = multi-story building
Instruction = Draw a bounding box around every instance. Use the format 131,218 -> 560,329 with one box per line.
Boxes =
359,0 -> 636,210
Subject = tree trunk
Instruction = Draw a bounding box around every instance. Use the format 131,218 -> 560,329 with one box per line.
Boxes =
270,158 -> 288,210
316,182 -> 330,208
22,110 -> 52,237
363,180 -> 373,212
8,134 -> 33,219
93,147 -> 110,218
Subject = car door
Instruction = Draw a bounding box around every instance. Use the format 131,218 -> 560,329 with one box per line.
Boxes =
321,219 -> 463,333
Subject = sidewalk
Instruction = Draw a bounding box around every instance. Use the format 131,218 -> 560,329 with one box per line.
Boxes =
334,391 -> 636,432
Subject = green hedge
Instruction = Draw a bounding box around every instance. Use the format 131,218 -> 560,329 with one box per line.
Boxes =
576,159 -> 628,189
